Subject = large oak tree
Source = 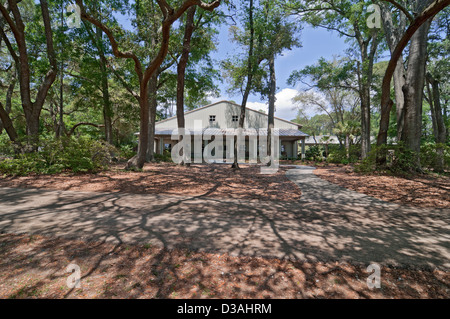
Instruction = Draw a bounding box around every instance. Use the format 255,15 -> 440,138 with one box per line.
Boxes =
76,0 -> 221,169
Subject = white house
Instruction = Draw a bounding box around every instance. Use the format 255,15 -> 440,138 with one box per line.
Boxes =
152,100 -> 309,160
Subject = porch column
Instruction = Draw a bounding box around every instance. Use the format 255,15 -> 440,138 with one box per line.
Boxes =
159,137 -> 164,154
301,138 -> 306,160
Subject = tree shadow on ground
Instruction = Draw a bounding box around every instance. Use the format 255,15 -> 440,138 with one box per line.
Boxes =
0,234 -> 448,299
0,167 -> 448,298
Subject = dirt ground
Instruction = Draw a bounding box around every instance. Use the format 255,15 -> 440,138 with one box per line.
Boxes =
0,163 -> 301,202
0,234 -> 448,299
2,162 -> 448,208
312,165 -> 450,209
1,163 -> 448,299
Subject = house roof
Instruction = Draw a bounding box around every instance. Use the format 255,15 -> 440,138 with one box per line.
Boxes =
155,100 -> 303,129
154,127 -> 309,137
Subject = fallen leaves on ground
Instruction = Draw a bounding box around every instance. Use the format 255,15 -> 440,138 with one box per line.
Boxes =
313,165 -> 449,209
0,163 -> 301,202
0,234 -> 448,299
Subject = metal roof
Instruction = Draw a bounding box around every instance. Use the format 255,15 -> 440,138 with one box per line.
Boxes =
154,128 -> 309,137
155,100 -> 304,129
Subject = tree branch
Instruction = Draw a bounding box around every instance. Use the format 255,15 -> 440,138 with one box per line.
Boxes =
33,0 -> 58,111
142,0 -> 221,86
0,26 -> 18,64
110,67 -> 141,102
67,122 -> 104,136
383,0 -> 414,22
76,0 -> 144,81
0,2 -> 19,38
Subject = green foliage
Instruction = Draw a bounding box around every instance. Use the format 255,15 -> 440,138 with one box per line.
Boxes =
222,0 -> 301,98
154,150 -> 173,163
293,113 -> 334,136
327,145 -> 360,164
420,143 -> 450,171
288,57 -> 356,90
118,144 -> 137,160
290,57 -> 362,136
355,144 -> 419,175
0,134 -> 15,157
305,145 -> 322,161
355,143 -> 450,175
0,136 -> 115,176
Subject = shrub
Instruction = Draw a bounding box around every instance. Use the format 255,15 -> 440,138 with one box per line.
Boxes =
420,143 -> 450,172
119,144 -> 137,160
327,149 -> 347,164
326,145 -> 359,165
0,136 -> 115,176
154,150 -> 173,163
0,134 -> 15,157
355,143 -> 418,174
305,145 -> 322,161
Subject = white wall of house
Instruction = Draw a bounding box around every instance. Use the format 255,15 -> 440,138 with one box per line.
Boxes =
153,101 -> 307,160
155,101 -> 301,131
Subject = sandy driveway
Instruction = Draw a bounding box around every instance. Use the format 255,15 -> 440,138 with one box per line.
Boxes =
0,166 -> 449,269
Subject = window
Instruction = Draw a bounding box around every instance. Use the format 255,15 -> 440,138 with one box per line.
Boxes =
232,115 -> 239,122
209,115 -> 216,122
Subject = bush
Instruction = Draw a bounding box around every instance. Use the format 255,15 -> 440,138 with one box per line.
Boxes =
0,136 -> 116,176
355,143 -> 418,174
0,134 -> 15,157
118,144 -> 137,160
154,150 -> 173,163
420,143 -> 450,172
327,149 -> 347,164
305,146 -> 322,161
327,145 -> 360,165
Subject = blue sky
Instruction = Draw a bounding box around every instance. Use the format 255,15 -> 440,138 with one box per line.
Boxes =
211,23 -> 349,121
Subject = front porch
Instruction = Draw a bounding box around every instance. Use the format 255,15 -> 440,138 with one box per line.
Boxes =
153,129 -> 308,162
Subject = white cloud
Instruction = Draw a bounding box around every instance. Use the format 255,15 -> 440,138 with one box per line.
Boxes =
246,88 -> 300,121
208,88 -> 305,121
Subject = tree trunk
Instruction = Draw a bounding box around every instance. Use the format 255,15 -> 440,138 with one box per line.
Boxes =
380,4 -> 408,142
56,4 -> 65,138
360,85 -> 371,159
400,21 -> 431,169
427,73 -> 447,171
267,52 -> 276,163
427,74 -> 447,144
357,31 -> 379,160
56,61 -> 65,138
0,73 -> 16,135
96,27 -> 114,145
233,0 -> 254,170
146,73 -> 158,162
127,80 -> 150,170
101,71 -> 114,145
394,63 -> 407,140
426,77 -> 439,140
376,0 -> 448,167
0,102 -> 18,142
176,6 -> 196,165
345,135 -> 350,159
